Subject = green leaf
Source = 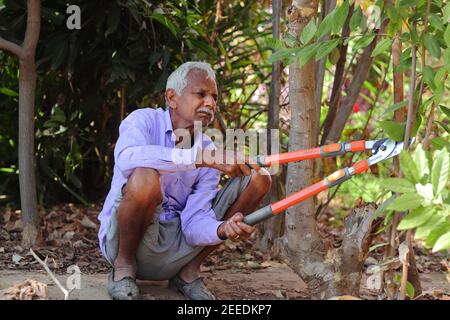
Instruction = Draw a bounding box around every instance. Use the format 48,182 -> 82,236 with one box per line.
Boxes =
432,231 -> 450,252
383,101 -> 408,115
415,214 -> 447,239
400,151 -> 420,183
379,120 -> 404,141
374,195 -> 397,218
389,193 -> 424,212
332,1 -> 350,33
440,105 -> 450,118
350,7 -> 363,31
444,23 -> 450,47
422,65 -> 435,88
429,14 -> 444,31
0,87 -> 18,97
316,11 -> 335,39
297,42 -> 321,67
436,121 -> 450,134
444,3 -> 450,23
383,178 -> 416,193
267,48 -> 291,64
414,144 -> 430,178
301,19 -> 317,45
399,0 -> 418,7
406,282 -> 415,299
353,34 -> 375,51
150,13 -> 180,38
424,34 -> 441,59
431,149 -> 449,195
371,38 -> 393,57
315,39 -> 340,60
426,221 -> 450,248
430,137 -> 450,150
397,207 -> 434,230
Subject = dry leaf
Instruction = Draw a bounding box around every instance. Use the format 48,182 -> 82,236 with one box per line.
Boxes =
329,295 -> 363,300
12,254 -> 23,264
274,290 -> 284,299
80,216 -> 97,229
4,279 -> 48,300
366,272 -> 382,290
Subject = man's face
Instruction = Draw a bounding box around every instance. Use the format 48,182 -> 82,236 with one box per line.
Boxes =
168,69 -> 218,129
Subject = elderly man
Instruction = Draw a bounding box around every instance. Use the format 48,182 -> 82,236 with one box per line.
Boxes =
98,61 -> 271,300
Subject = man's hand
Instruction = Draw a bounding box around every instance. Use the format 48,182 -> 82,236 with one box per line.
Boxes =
197,149 -> 260,177
217,212 -> 256,241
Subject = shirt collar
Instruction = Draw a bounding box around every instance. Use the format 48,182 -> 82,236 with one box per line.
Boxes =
163,107 -> 204,148
163,108 -> 174,134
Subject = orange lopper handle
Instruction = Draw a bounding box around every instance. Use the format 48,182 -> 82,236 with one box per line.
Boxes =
243,159 -> 371,225
260,141 -> 367,166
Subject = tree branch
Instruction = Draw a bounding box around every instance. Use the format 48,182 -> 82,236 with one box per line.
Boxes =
22,0 -> 41,57
323,35 -> 377,143
0,37 -> 23,57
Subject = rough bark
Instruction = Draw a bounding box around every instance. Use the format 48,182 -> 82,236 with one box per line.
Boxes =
283,0 -> 327,298
0,0 -> 42,248
283,1 -> 380,299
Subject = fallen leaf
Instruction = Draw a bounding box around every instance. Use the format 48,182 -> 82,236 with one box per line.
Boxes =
329,295 -> 363,300
3,279 -> 48,300
63,231 -> 75,240
366,272 -> 382,290
80,216 -> 97,229
274,290 -> 284,299
12,254 -> 23,264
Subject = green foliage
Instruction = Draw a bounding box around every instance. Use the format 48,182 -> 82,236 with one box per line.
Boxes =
0,0 -> 271,205
386,145 -> 450,252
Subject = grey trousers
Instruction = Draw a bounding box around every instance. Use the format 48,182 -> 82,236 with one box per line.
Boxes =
105,175 -> 251,281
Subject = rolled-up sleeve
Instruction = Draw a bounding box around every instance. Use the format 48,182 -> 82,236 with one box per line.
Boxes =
180,167 -> 223,246
114,112 -> 199,177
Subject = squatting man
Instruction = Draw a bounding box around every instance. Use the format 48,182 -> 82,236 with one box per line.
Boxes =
97,61 -> 272,300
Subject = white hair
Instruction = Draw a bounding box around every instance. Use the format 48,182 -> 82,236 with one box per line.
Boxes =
166,61 -> 216,96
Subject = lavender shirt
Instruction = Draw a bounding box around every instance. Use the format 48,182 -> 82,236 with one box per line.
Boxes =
97,107 -> 223,258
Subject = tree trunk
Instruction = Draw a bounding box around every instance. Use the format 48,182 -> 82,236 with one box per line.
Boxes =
283,1 -> 380,299
19,57 -> 40,248
257,0 -> 285,256
0,0 -> 42,248
284,0 -> 328,297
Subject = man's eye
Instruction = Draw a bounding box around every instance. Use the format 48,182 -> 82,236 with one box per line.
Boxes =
195,92 -> 205,97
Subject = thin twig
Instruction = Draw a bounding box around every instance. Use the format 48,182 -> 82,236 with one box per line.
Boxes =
30,249 -> 72,300
400,230 -> 413,299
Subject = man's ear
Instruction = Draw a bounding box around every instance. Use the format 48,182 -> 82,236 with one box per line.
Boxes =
165,88 -> 178,110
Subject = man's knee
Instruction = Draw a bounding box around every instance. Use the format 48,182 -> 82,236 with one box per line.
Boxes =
123,168 -> 163,205
249,169 -> 272,197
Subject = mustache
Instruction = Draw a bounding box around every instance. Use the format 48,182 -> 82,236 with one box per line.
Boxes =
197,107 -> 214,116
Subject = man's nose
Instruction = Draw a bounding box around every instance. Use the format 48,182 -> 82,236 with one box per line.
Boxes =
204,95 -> 217,109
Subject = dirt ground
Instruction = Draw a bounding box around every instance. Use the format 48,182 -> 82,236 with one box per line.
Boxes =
0,262 -> 449,300
1,204 -> 449,300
